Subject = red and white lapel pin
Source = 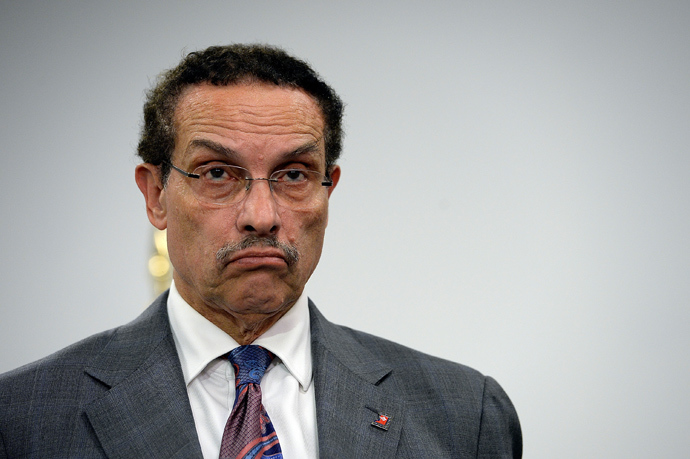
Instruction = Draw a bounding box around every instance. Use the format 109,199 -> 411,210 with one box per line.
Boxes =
371,413 -> 392,431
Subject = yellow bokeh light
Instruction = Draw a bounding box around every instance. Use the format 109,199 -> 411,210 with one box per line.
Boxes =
148,254 -> 170,278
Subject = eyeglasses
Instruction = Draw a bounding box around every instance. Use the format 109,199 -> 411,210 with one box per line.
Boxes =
167,162 -> 333,207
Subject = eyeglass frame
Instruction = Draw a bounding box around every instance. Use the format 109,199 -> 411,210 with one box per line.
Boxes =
165,161 -> 334,205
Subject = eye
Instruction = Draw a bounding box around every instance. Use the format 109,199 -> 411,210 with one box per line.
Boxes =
197,164 -> 243,182
277,169 -> 308,183
207,167 -> 227,180
198,166 -> 229,182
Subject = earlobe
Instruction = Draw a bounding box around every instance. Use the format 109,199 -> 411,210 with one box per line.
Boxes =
135,164 -> 167,230
326,165 -> 341,198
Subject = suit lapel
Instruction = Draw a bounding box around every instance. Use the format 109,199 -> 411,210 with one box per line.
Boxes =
79,296 -> 404,457
83,294 -> 203,458
310,302 -> 405,458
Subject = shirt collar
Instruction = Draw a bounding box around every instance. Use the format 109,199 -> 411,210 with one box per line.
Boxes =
167,281 -> 313,391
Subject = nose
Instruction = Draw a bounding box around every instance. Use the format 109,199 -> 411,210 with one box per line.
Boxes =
235,179 -> 281,236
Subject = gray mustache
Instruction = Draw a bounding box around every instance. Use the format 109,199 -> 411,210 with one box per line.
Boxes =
216,236 -> 300,266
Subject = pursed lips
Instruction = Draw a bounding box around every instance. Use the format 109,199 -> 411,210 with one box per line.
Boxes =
227,248 -> 289,267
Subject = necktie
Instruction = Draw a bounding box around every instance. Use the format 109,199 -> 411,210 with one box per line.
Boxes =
219,345 -> 283,459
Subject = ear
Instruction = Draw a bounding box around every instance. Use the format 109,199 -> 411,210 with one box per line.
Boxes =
135,163 -> 167,230
326,165 -> 341,198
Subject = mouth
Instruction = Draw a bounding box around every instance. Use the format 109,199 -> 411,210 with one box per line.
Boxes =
228,248 -> 290,268
216,236 -> 300,267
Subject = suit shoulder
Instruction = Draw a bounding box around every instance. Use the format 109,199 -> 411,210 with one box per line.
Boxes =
335,323 -> 486,383
341,324 -> 522,453
0,327 -> 116,384
0,326 -> 119,442
0,295 -> 167,389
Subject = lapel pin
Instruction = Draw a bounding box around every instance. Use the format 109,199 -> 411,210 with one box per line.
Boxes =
371,413 -> 392,431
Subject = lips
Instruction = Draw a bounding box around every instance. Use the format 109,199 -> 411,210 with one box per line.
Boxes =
227,248 -> 289,267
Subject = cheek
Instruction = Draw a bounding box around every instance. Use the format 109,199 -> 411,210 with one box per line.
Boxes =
165,213 -> 198,270
288,205 -> 329,256
167,204 -> 229,262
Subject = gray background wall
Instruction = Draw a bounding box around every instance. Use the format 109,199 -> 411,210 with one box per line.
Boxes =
1,1 -> 688,457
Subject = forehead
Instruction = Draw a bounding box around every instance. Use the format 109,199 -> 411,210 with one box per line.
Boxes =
173,82 -> 325,164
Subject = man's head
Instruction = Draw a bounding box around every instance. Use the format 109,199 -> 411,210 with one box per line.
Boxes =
137,44 -> 343,183
134,45 -> 342,343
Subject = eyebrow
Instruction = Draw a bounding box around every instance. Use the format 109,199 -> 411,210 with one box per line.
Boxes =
187,138 -> 322,163
187,139 -> 241,162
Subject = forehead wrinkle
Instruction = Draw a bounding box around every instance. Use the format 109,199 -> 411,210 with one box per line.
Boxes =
173,83 -> 326,164
226,106 -> 322,137
182,113 -> 324,155
177,111 -> 323,150
176,84 -> 324,130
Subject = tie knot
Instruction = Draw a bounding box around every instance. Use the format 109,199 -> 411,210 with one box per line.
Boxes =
227,345 -> 273,386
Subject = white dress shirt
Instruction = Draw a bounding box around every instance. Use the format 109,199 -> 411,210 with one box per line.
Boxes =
167,282 -> 319,459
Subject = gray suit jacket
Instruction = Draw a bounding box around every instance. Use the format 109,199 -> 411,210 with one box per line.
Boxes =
0,292 -> 521,458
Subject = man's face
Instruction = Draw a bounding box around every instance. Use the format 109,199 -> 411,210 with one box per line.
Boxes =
140,82 -> 339,331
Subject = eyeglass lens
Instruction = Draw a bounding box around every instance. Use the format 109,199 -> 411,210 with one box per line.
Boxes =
184,164 -> 330,207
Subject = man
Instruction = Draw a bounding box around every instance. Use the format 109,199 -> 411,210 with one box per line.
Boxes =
0,45 -> 521,458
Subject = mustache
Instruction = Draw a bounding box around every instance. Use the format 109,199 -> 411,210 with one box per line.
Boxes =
216,235 -> 300,266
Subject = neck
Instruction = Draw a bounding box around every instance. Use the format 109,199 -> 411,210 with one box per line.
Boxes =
192,304 -> 292,344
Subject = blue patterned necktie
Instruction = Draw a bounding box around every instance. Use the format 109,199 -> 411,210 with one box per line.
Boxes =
219,345 -> 283,459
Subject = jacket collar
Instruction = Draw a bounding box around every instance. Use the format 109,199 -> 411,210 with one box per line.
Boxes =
83,292 -> 203,458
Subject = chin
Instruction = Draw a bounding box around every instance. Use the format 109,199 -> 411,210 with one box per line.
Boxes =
225,283 -> 299,312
